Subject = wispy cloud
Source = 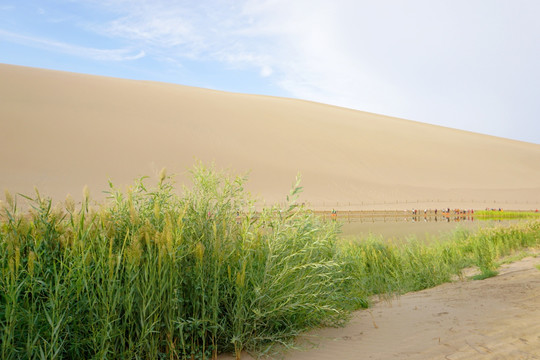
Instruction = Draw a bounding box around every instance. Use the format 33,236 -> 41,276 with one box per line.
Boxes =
0,28 -> 145,61
85,1 -> 275,76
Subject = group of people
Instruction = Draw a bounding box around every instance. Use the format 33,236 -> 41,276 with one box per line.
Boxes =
411,208 -> 474,215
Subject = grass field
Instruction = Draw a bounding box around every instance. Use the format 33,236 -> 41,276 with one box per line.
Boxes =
2,165 -> 539,359
474,210 -> 540,219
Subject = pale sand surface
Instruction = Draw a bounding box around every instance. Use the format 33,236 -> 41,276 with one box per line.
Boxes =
2,63 -> 540,210
221,254 -> 540,360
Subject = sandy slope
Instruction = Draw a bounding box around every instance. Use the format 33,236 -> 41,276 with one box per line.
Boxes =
221,254 -> 540,360
1,63 -> 540,210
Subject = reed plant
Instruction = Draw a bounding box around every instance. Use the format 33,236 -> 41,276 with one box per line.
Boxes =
0,165 -> 349,359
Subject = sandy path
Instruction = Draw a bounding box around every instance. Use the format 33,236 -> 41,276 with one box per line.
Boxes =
223,255 -> 540,359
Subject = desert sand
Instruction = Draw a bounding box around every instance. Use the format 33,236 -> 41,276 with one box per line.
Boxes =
220,253 -> 540,359
1,63 -> 540,210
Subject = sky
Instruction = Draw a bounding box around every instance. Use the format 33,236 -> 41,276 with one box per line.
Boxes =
1,0 -> 539,144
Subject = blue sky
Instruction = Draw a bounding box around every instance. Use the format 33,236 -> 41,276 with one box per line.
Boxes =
1,0 -> 539,144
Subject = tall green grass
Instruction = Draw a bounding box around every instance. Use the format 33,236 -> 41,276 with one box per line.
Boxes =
1,165 -> 540,359
338,220 -> 540,302
0,165 -> 350,359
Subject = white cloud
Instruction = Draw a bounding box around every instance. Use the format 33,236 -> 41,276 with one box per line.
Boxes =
228,1 -> 409,112
86,1 -> 275,74
226,0 -> 540,142
102,8 -> 198,49
260,65 -> 272,77
0,28 -> 145,61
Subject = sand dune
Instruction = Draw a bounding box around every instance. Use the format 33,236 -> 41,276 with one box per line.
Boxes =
1,63 -> 539,209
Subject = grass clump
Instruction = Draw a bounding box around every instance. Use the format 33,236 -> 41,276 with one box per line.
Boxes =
0,165 -> 349,359
471,270 -> 499,280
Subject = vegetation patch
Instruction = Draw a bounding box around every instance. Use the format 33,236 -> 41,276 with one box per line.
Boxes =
1,165 -> 539,359
0,165 -> 349,360
474,210 -> 540,220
